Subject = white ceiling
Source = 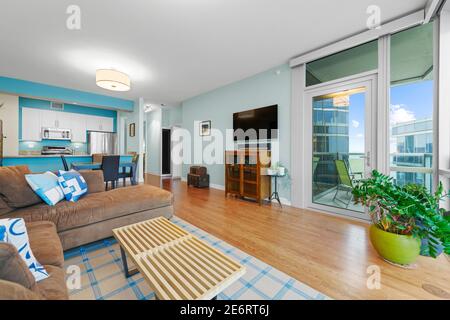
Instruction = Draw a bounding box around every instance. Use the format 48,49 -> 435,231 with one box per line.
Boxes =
0,0 -> 427,106
444,0 -> 450,11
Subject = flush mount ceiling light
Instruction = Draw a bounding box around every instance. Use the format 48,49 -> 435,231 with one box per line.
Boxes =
96,69 -> 131,92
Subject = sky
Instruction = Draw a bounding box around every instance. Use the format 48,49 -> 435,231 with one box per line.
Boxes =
348,80 -> 433,154
348,92 -> 365,154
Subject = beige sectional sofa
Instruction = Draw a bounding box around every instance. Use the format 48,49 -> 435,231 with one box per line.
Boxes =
0,221 -> 68,300
0,165 -> 174,299
0,166 -> 174,250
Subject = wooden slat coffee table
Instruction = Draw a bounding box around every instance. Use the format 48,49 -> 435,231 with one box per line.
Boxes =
113,217 -> 246,300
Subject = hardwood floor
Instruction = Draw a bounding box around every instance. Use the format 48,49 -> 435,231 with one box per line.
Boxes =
146,175 -> 450,300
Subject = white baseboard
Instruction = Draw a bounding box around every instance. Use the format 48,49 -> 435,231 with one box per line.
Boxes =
276,197 -> 292,206
210,183 -> 225,191
180,177 -> 291,205
182,179 -> 225,191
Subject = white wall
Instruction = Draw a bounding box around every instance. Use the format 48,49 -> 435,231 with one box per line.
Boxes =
0,93 -> 19,156
162,106 -> 183,128
146,108 -> 162,175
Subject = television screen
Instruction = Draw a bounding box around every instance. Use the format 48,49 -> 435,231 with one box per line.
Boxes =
233,105 -> 278,140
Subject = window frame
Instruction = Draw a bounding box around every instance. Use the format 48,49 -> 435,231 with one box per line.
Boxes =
289,12 -> 440,213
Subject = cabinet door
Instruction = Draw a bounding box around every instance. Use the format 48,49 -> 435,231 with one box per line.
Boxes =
86,115 -> 101,131
86,115 -> 114,132
56,112 -> 72,129
70,114 -> 87,143
101,117 -> 114,132
22,108 -> 42,141
40,110 -> 58,128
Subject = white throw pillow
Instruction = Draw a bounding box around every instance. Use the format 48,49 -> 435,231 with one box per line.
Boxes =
0,218 -> 49,282
25,171 -> 65,206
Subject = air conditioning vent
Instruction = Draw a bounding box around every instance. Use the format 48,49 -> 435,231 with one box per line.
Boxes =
51,102 -> 64,111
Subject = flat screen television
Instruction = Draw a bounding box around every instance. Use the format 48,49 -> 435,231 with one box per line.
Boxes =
233,105 -> 278,141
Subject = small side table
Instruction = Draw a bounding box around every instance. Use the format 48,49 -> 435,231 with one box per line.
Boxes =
268,173 -> 286,208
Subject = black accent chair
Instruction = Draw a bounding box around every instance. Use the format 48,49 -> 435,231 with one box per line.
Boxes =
101,155 -> 120,190
61,156 -> 69,171
118,154 -> 139,187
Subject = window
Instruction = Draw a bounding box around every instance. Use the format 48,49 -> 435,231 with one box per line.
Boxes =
306,40 -> 378,87
390,23 -> 434,191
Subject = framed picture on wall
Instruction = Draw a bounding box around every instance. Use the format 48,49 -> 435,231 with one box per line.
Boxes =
129,123 -> 136,137
200,120 -> 211,136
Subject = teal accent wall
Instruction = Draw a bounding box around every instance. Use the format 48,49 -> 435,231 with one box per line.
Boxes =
19,97 -> 117,153
0,76 -> 134,111
181,64 -> 291,201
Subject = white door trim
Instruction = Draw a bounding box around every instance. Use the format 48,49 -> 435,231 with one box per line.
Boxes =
290,65 -> 307,208
376,36 -> 391,175
171,125 -> 182,179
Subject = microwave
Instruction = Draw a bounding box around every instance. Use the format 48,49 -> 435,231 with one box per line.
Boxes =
41,128 -> 72,140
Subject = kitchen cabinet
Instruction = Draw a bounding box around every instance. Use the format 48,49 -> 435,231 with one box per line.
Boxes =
21,108 -> 114,142
40,109 -> 58,128
70,114 -> 87,143
86,115 -> 114,132
57,112 -> 72,129
40,110 -> 72,129
22,108 -> 42,141
102,117 -> 114,132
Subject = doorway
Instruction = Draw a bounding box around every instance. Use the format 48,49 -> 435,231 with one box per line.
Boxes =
305,74 -> 377,219
161,128 -> 171,176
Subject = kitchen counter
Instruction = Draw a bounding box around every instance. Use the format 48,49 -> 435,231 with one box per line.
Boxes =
3,154 -> 91,158
2,155 -> 133,172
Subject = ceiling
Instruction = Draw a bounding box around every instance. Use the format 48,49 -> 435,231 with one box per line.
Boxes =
0,0 -> 428,106
444,0 -> 450,11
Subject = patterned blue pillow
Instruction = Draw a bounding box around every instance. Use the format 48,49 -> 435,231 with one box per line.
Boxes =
57,170 -> 88,202
0,218 -> 49,282
25,172 -> 65,206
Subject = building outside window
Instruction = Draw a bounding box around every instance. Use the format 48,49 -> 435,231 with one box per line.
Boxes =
391,118 -> 433,190
390,22 -> 434,191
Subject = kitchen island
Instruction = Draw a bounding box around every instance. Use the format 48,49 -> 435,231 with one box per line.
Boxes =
2,155 -> 133,172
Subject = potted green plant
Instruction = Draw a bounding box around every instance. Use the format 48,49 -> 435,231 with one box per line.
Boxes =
352,170 -> 450,266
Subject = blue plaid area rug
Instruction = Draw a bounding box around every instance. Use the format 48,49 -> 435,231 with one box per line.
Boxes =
64,217 -> 330,300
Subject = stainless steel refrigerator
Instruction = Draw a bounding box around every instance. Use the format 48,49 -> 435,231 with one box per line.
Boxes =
87,131 -> 118,155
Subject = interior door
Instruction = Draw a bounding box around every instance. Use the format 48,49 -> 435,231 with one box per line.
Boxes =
162,129 -> 171,175
305,75 -> 377,219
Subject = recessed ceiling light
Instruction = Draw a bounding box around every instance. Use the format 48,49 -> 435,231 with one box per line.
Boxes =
96,69 -> 131,92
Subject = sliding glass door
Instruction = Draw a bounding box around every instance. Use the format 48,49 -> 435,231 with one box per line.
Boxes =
305,75 -> 376,219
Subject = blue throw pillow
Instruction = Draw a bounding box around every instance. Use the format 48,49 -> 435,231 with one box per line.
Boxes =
57,170 -> 88,202
0,218 -> 49,282
25,172 -> 65,206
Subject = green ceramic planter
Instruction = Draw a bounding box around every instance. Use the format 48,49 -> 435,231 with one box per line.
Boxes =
369,225 -> 421,265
